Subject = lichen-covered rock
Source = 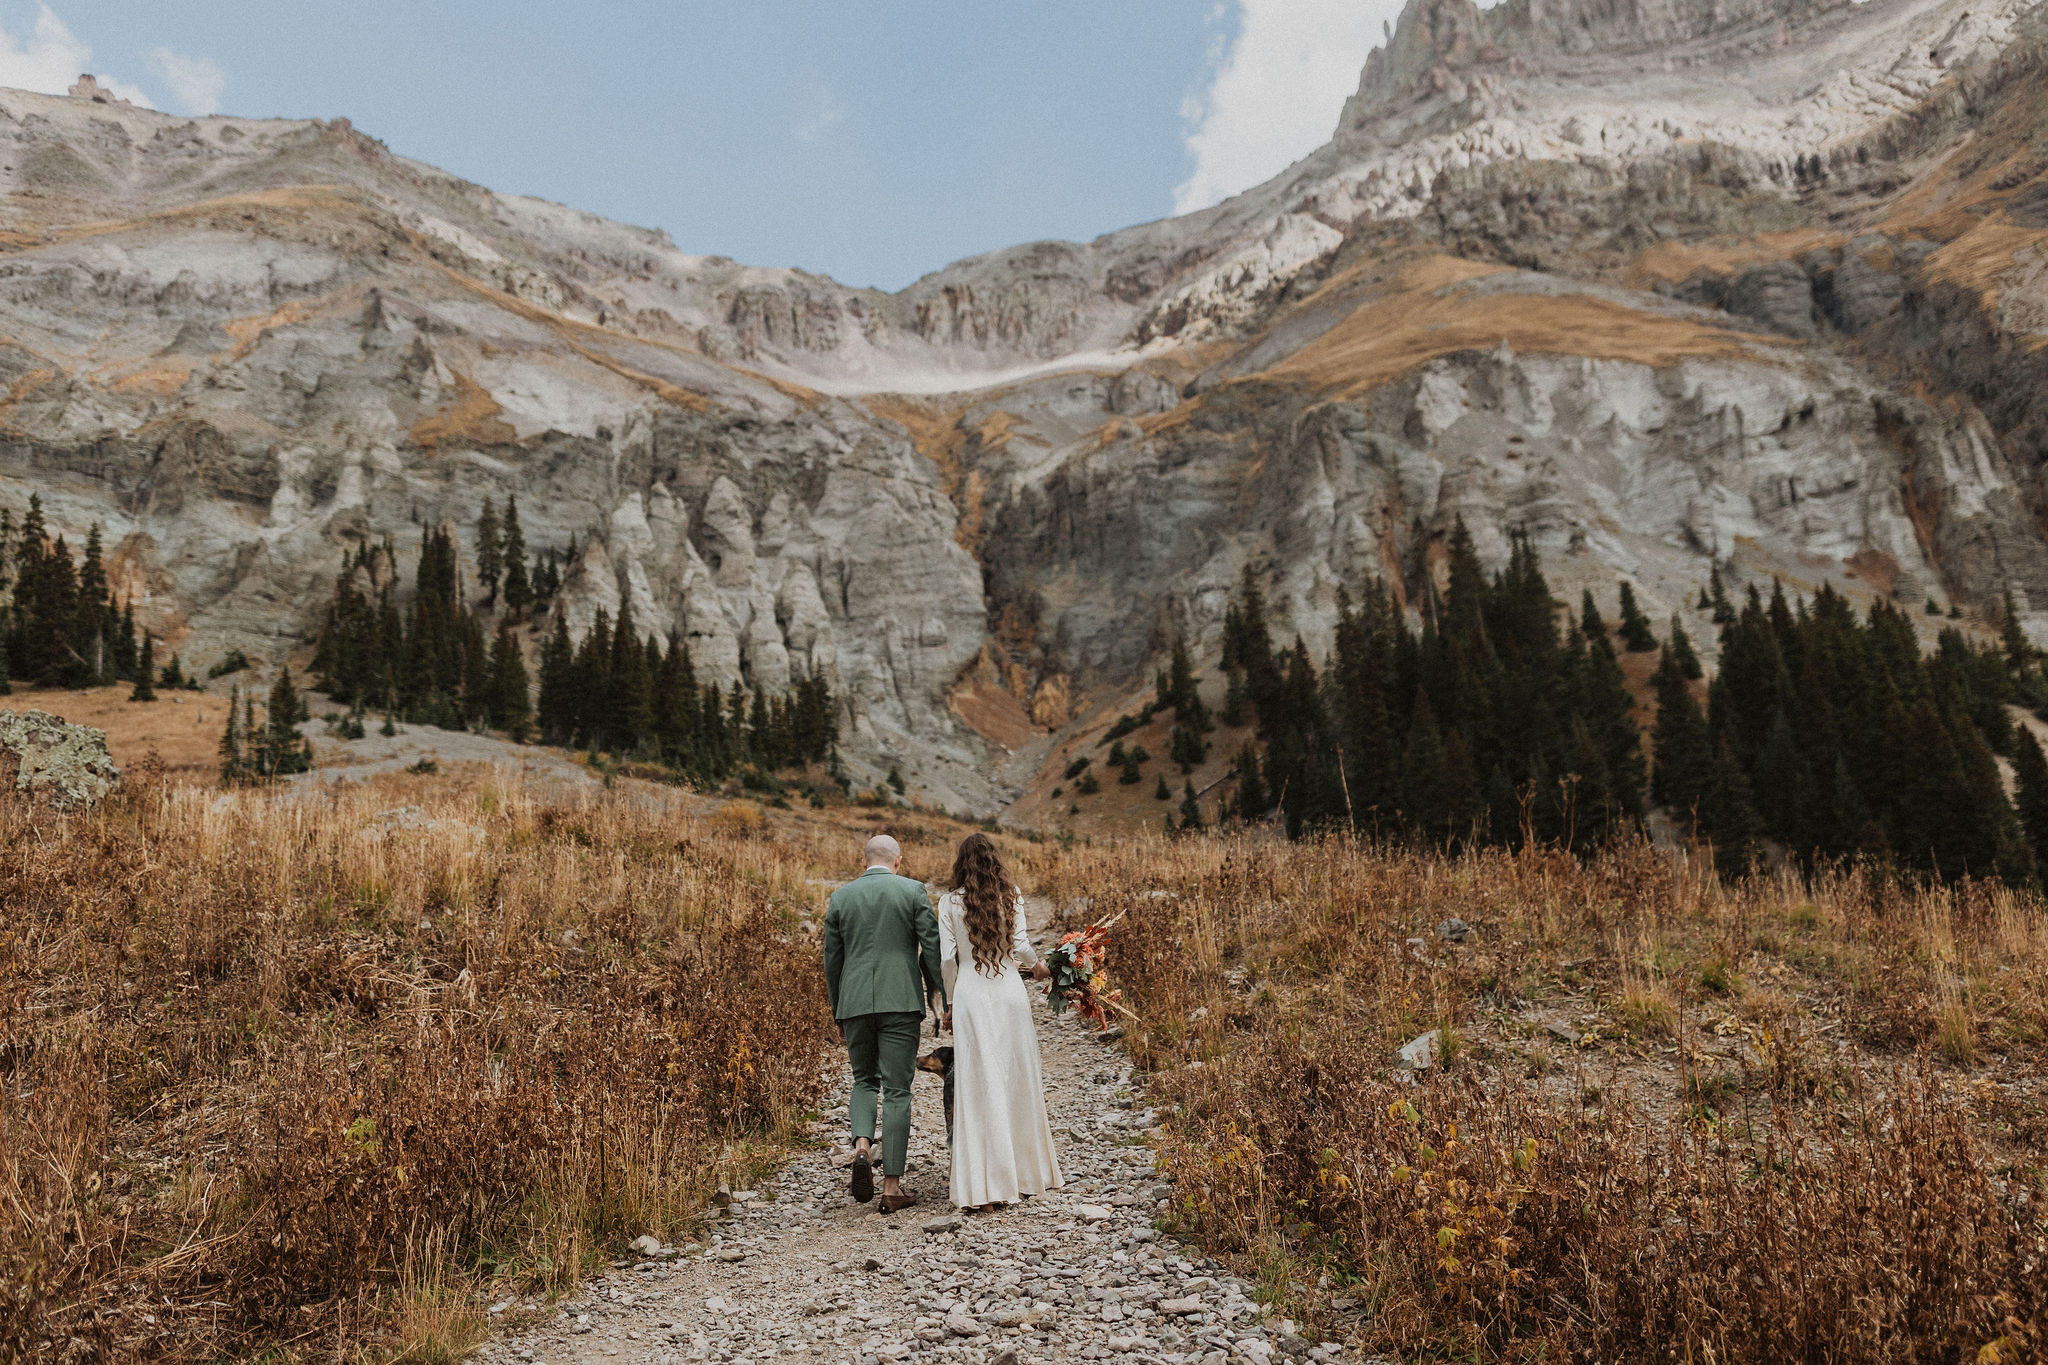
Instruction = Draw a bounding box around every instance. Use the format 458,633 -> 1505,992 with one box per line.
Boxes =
0,711 -> 121,811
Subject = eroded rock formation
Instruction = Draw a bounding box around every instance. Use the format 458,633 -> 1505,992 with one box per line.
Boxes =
3,0 -> 2048,810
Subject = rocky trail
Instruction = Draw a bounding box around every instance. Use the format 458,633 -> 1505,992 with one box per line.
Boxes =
482,898 -> 1349,1365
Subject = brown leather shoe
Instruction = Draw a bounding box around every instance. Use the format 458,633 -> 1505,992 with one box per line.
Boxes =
849,1152 -> 873,1204
877,1191 -> 920,1214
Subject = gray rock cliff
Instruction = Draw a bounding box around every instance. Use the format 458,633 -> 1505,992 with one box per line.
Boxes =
2,0 -> 2047,810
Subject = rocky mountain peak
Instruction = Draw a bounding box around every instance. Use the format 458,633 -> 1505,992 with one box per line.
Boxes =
2,0 -> 2047,820
1341,0 -> 1851,124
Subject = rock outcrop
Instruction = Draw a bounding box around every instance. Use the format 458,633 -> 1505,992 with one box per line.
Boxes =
2,0 -> 2048,811
0,711 -> 121,810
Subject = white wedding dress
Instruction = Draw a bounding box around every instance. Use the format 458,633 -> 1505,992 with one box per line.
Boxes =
938,888 -> 1063,1208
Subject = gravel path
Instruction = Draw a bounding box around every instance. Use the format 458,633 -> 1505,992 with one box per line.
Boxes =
480,898 -> 1348,1365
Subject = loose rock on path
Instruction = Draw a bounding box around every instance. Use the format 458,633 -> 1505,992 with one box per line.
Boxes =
482,898 -> 1350,1365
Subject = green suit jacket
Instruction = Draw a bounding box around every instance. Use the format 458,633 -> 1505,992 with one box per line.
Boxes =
822,867 -> 945,1021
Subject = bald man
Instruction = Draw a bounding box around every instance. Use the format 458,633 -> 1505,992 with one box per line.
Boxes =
821,833 -> 945,1212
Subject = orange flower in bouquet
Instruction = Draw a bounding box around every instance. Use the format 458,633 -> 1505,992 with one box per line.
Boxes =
1043,920 -> 1132,1027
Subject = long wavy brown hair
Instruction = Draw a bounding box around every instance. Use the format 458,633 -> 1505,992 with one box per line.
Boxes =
949,832 -> 1017,977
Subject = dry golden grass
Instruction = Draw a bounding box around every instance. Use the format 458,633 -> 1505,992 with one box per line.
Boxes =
1264,260 -> 1791,400
1922,215 -> 2048,307
1622,230 -> 1842,288
407,369 -> 516,450
13,754 -> 2045,1361
1034,835 -> 2048,1361
0,768 -> 867,1362
6,684 -> 235,779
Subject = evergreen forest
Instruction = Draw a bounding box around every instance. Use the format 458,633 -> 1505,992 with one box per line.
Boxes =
1192,523 -> 2048,887
307,497 -> 837,785
5,485 -> 2043,882
0,495 -> 194,695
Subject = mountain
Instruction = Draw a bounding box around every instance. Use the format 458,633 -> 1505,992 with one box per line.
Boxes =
3,0 -> 2046,813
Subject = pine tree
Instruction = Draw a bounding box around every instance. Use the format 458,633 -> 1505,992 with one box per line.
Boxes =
476,498 -> 503,605
1220,664 -> 1247,727
746,688 -> 774,764
1617,582 -> 1658,651
1951,717 -> 2033,885
2001,586 -> 2031,679
1399,690 -> 1454,841
502,497 -> 531,617
13,502 -> 81,687
1163,634 -> 1210,729
606,603 -> 654,755
107,599 -> 136,682
1651,648 -> 1711,823
487,620 -> 531,739
1443,519 -> 1490,659
1669,614 -> 1703,680
1226,565 -> 1282,730
129,633 -> 156,702
1580,589 -> 1608,641
1224,746 -> 1259,820
536,615 -> 575,743
218,683 -> 246,784
569,607 -> 613,747
1709,564 -> 1734,625
1155,773 -> 1171,800
73,524 -> 109,684
257,669 -> 313,777
1575,626 -> 1645,821
1750,708 -> 1809,855
1178,780 -> 1203,832
1703,736 -> 1763,880
652,638 -> 697,763
2013,728 -> 2048,873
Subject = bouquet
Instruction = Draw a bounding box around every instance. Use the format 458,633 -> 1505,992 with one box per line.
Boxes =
1043,919 -> 1133,1027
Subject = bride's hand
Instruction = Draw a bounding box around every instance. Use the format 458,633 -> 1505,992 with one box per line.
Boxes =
1030,963 -> 1052,982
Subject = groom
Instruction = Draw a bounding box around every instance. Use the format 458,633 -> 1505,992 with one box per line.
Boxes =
821,833 -> 945,1214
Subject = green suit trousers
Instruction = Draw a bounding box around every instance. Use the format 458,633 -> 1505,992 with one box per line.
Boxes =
842,1011 -> 922,1177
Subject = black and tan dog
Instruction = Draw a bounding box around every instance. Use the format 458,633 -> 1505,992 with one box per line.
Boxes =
915,1045 -> 955,1144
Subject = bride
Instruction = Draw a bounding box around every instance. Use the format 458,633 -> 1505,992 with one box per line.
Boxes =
937,833 -> 1064,1211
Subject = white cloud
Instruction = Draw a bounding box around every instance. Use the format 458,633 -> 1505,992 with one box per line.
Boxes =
0,4 -> 150,106
1173,0 -> 1394,215
150,47 -> 224,116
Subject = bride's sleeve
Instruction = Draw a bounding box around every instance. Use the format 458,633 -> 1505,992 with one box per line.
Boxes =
1011,889 -> 1037,968
938,892 -> 959,999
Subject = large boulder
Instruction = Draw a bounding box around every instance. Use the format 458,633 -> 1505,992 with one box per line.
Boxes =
0,710 -> 121,811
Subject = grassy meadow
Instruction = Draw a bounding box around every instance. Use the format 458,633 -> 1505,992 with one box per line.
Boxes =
5,760 -> 2045,1362
1044,837 -> 2048,1361
0,766 -> 878,1362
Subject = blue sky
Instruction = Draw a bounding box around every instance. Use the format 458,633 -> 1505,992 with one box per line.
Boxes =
0,1 -> 1391,291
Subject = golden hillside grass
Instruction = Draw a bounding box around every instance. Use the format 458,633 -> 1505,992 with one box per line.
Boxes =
1265,257 -> 1790,399
12,762 -> 2045,1362
0,768 -> 870,1363
1036,835 -> 2048,1360
407,369 -> 517,450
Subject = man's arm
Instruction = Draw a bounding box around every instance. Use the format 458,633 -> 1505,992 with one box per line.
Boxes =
821,899 -> 845,1017
912,884 -> 946,1015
